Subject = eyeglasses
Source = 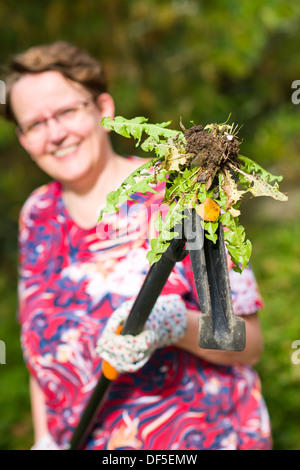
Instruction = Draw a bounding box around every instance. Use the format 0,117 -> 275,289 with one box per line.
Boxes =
17,98 -> 95,142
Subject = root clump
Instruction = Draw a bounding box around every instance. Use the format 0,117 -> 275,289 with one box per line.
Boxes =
183,123 -> 241,188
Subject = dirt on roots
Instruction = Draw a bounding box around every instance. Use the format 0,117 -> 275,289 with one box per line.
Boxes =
183,124 -> 241,188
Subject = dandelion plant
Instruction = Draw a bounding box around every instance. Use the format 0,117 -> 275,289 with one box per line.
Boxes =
99,116 -> 288,272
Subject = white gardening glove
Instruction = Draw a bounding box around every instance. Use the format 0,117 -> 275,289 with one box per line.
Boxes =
31,433 -> 61,450
96,294 -> 187,374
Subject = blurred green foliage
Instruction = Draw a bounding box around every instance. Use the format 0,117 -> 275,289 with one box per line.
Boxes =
0,0 -> 299,450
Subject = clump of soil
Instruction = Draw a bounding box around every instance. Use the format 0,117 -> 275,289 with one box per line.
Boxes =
183,124 -> 241,188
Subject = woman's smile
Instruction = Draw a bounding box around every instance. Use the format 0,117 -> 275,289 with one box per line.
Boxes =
52,143 -> 81,159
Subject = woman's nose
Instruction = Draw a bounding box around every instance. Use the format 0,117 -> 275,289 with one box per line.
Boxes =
46,117 -> 68,142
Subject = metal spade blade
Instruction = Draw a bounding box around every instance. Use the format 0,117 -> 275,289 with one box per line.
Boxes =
184,208 -> 246,351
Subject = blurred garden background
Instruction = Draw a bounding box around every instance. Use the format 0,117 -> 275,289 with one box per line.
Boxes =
0,0 -> 300,450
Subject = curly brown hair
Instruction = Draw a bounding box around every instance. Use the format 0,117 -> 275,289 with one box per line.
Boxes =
1,41 -> 108,123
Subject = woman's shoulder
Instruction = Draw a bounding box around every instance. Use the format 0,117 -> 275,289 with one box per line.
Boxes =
19,180 -> 62,224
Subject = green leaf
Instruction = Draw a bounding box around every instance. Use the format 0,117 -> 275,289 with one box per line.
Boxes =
163,167 -> 201,205
146,238 -> 170,265
238,155 -> 283,183
231,162 -> 288,201
227,239 -> 252,273
102,116 -> 147,144
141,137 -> 170,158
146,198 -> 185,265
98,157 -> 166,220
101,116 -> 183,146
220,212 -> 252,270
204,221 -> 219,243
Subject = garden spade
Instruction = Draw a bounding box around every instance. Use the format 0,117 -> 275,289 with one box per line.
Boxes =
184,208 -> 245,351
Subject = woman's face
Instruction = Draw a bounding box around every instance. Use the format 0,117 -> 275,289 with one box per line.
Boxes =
10,71 -> 114,188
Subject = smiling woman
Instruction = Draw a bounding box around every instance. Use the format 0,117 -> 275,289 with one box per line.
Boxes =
2,43 -> 142,226
9,71 -> 117,193
0,41 -> 272,451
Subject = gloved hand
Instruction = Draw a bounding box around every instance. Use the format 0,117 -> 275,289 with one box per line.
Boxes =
96,294 -> 187,374
31,433 -> 61,450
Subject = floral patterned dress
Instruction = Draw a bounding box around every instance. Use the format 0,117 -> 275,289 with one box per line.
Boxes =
18,177 -> 272,450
